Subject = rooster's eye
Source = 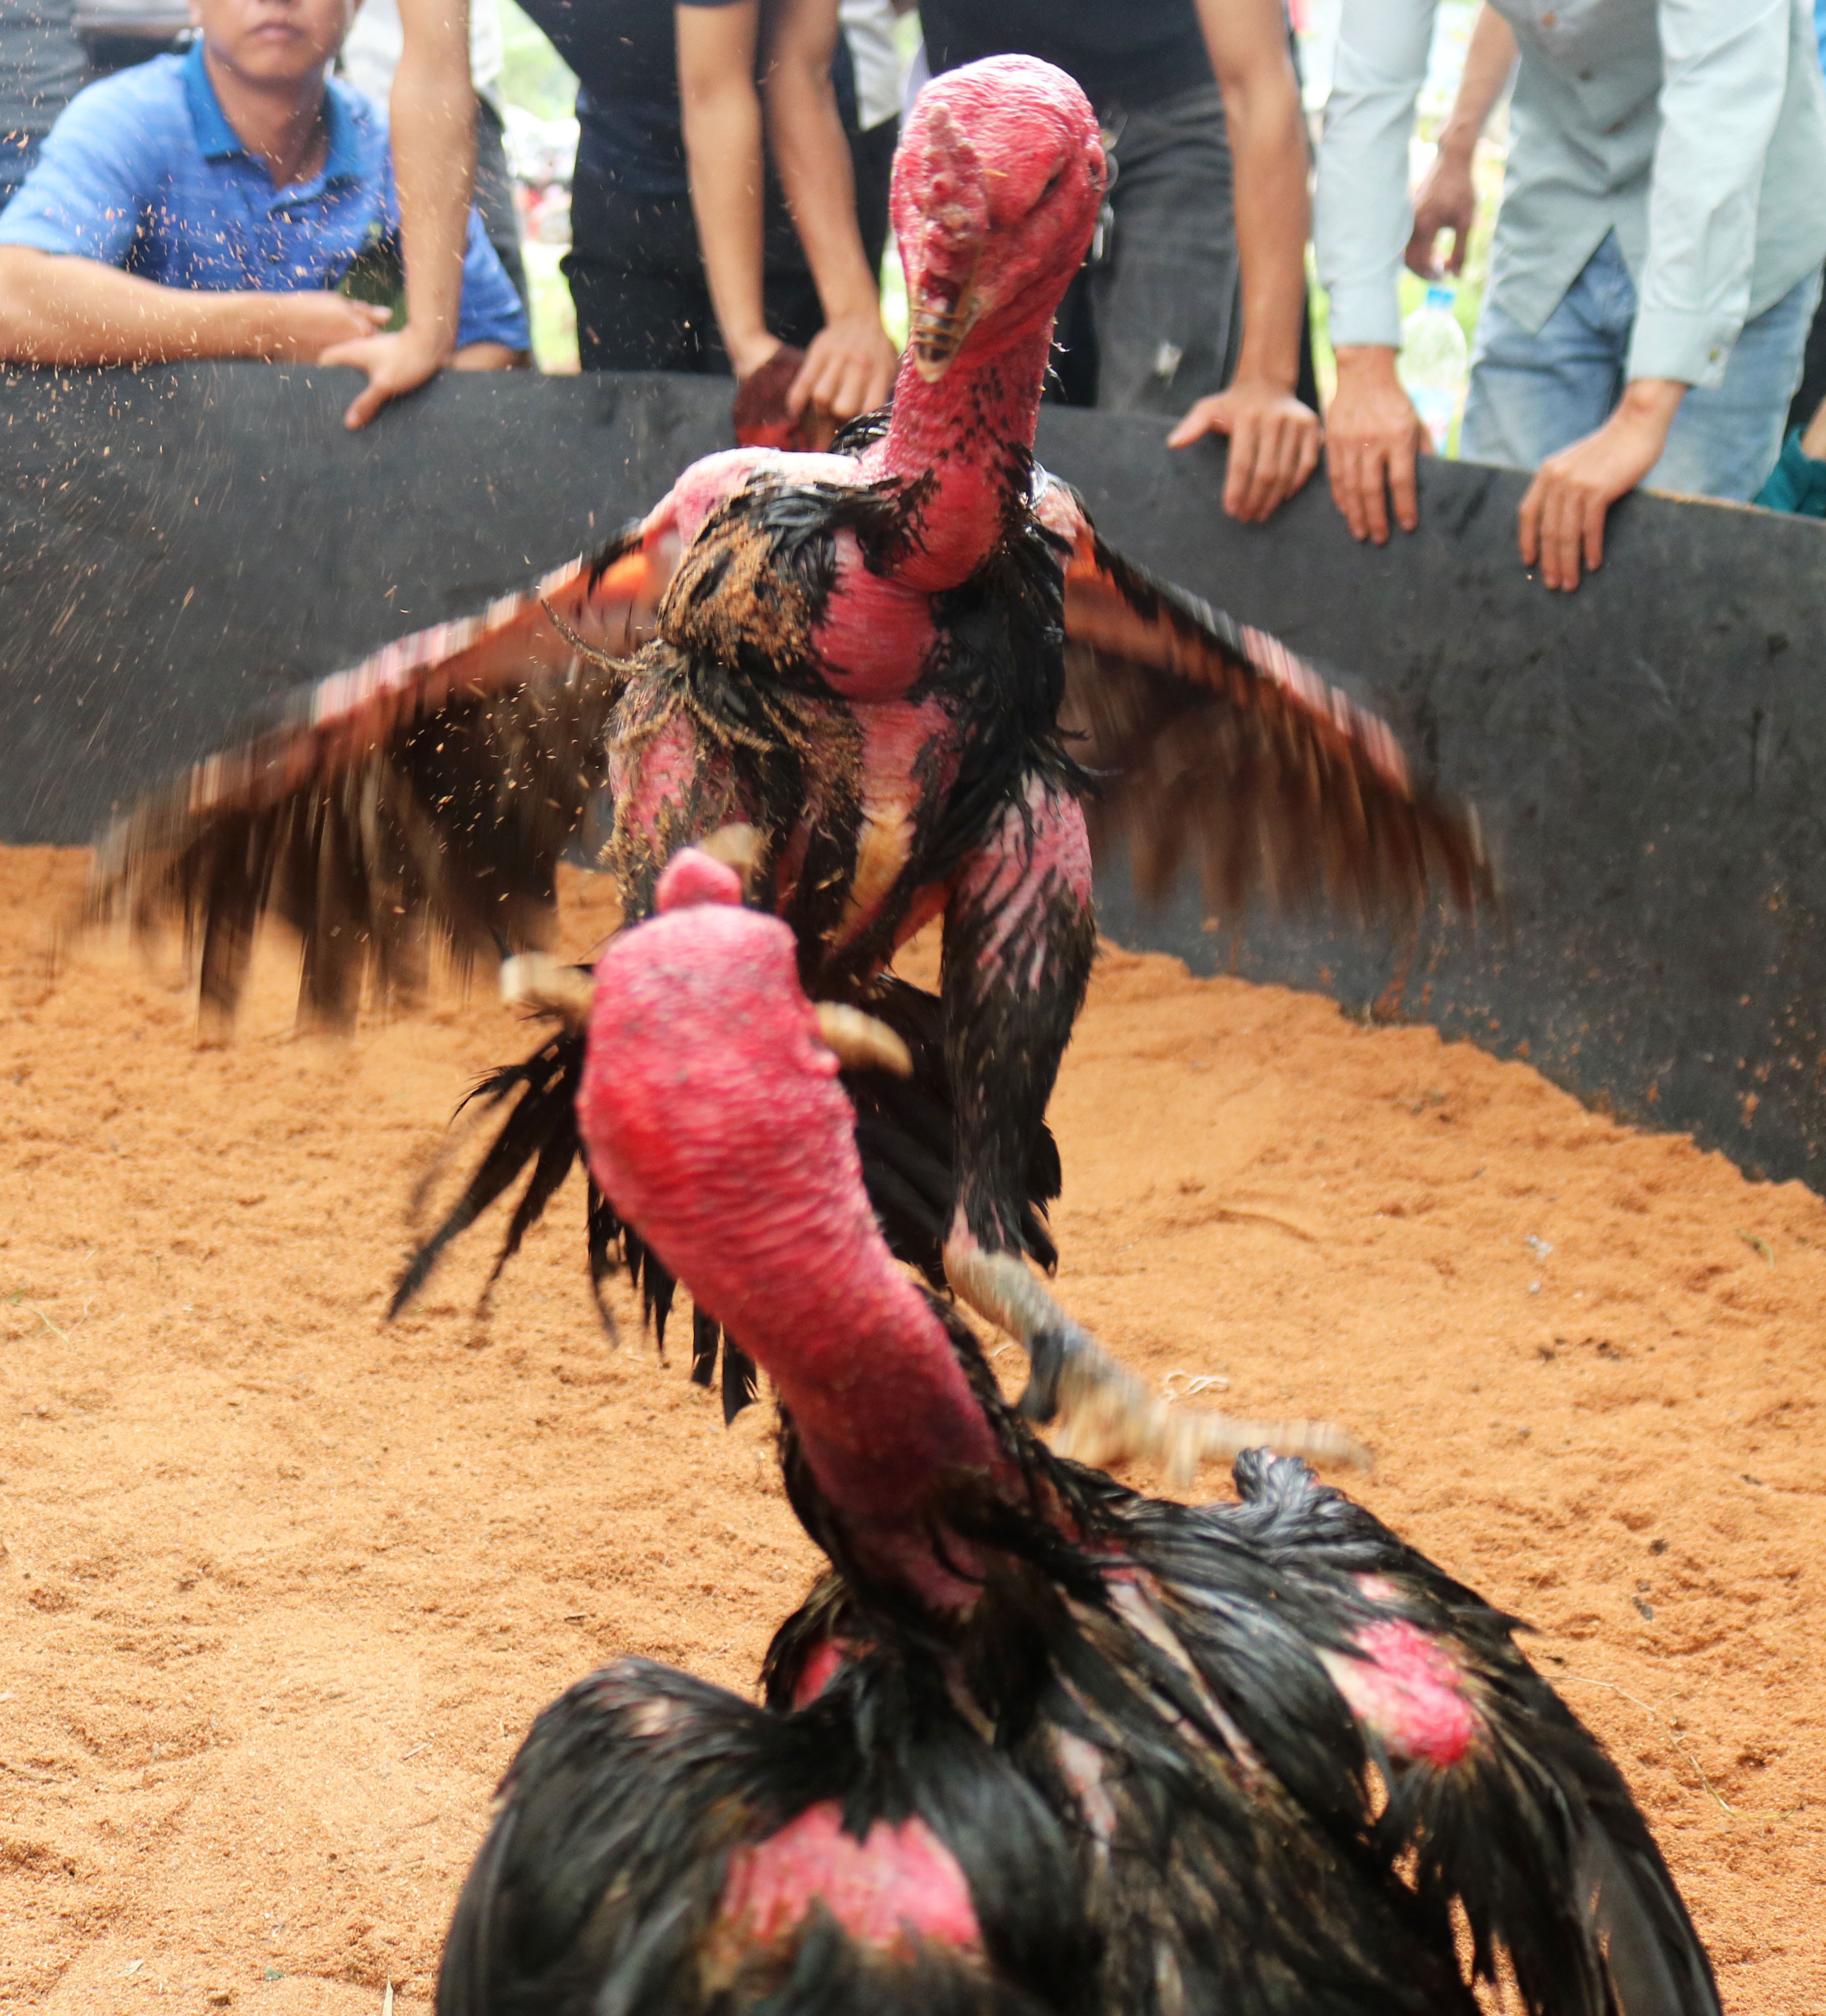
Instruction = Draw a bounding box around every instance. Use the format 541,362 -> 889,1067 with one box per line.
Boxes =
1040,169 -> 1064,201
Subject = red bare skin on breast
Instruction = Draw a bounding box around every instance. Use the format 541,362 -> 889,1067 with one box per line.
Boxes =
1323,1586 -> 1482,1771
811,534 -> 940,700
789,1638 -> 849,1709
716,1803 -> 983,1958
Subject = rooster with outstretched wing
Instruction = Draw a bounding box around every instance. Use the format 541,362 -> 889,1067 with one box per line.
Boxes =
88,57 -> 1489,1474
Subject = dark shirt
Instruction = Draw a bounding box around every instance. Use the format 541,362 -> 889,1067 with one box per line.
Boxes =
517,0 -> 857,201
512,0 -> 710,106
919,0 -> 1214,117
514,0 -> 737,197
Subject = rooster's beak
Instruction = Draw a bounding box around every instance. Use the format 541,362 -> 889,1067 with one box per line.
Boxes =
908,267 -> 981,383
501,952 -> 594,1028
813,1003 -> 913,1077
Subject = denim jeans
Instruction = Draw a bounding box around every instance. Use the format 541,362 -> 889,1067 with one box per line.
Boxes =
1460,234 -> 1825,501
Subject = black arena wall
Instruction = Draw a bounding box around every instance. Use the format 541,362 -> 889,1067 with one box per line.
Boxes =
5,364 -> 1825,1186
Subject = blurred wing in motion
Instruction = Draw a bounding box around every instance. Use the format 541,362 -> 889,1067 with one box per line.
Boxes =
1058,521 -> 1493,927
84,529 -> 671,1025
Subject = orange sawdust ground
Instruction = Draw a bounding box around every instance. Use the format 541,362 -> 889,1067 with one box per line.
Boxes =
1,844 -> 1821,2012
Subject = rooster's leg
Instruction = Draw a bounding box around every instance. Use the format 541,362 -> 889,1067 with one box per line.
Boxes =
939,780 -> 1371,1480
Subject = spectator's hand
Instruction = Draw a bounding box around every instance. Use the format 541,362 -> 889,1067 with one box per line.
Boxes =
250,294 -> 392,362
1405,143 -> 1477,278
1325,346 -> 1427,542
1517,379 -> 1683,591
1167,377 -> 1322,522
790,312 -> 898,423
318,320 -> 455,430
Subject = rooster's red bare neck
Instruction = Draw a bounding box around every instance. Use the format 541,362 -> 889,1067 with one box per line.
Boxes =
577,889 -> 1017,1614
864,319 -> 1054,591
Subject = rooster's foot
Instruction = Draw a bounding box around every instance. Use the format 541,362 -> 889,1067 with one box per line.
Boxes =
945,1243 -> 1372,1486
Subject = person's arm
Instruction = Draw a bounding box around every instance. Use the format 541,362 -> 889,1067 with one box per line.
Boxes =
451,341 -> 521,367
677,0 -> 776,381
1166,0 -> 1320,524
1804,397 -> 1826,461
1313,0 -> 1437,543
1519,0 -> 1794,589
320,0 -> 476,429
761,0 -> 897,419
0,246 -> 390,363
444,197 -> 533,368
1404,4 -> 1515,278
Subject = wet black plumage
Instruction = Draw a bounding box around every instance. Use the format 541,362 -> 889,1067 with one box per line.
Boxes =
442,1311 -> 1720,2016
435,833 -> 1711,2016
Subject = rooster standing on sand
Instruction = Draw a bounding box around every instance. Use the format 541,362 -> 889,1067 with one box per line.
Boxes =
90,58 -> 1490,1472
435,849 -> 1717,2016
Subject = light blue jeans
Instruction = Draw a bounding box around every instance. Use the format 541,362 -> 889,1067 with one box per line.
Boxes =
1459,234 -> 1824,500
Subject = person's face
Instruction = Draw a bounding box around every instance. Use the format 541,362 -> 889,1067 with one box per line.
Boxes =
189,0 -> 357,87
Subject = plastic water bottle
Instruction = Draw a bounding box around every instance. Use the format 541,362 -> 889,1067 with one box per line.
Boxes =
1397,284 -> 1469,455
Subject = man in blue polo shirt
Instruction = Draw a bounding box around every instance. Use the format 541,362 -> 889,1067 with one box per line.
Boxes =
0,0 -> 527,413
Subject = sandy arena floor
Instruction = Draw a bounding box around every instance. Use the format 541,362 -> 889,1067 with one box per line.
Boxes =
1,844 -> 1821,2012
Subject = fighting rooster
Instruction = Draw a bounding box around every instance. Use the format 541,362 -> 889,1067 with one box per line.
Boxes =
437,850 -> 1717,2016
87,57 -> 1489,1470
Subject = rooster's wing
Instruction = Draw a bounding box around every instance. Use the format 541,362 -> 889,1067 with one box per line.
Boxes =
1055,506 -> 1491,927
84,531 -> 668,1025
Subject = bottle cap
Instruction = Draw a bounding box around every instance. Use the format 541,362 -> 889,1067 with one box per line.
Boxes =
1424,283 -> 1456,309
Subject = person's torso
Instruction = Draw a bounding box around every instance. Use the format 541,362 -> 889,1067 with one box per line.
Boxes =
119,52 -> 392,293
531,0 -> 863,203
1489,0 -> 1661,142
511,0 -> 678,107
918,0 -> 1213,114
1483,0 -> 1826,326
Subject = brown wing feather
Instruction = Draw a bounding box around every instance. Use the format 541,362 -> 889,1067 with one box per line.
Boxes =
85,530 -> 668,1025
1060,527 -> 1492,928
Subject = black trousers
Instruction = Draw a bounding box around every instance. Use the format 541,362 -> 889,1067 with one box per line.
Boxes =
565,116 -> 897,376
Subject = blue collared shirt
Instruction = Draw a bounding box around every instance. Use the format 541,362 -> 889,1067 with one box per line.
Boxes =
0,43 -> 528,350
1315,0 -> 1826,390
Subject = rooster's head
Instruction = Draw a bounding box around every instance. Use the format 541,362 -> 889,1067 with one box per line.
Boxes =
892,56 -> 1104,384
